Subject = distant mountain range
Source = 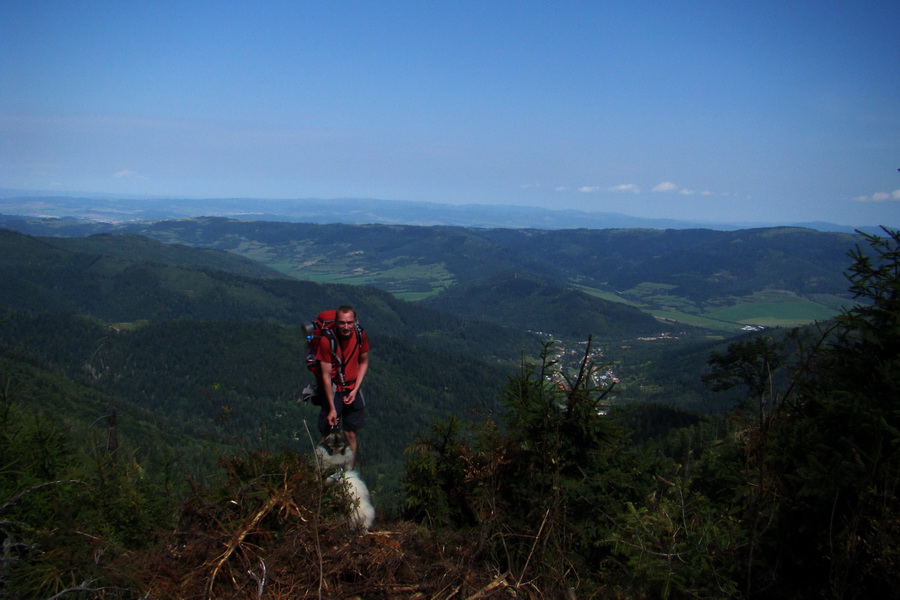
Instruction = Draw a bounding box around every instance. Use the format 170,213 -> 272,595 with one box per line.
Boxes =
0,214 -> 864,334
0,189 -> 884,234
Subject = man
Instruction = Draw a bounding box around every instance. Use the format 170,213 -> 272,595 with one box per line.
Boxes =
317,305 -> 370,467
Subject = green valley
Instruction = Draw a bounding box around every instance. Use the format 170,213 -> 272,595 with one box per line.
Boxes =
1,217 -> 865,333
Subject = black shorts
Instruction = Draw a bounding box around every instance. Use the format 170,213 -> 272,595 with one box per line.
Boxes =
318,389 -> 365,435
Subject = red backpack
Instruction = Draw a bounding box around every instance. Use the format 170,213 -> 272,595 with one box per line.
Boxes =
303,310 -> 363,404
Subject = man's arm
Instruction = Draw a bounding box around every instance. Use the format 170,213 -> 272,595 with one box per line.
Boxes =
347,351 -> 368,404
319,359 -> 338,426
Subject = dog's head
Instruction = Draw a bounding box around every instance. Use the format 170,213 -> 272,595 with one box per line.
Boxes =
319,431 -> 349,455
315,431 -> 354,469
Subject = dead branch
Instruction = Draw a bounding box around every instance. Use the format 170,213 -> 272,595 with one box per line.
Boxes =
206,491 -> 283,599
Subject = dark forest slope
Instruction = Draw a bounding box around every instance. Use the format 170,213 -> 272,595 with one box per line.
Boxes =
0,229 -> 542,499
1,218 -> 866,335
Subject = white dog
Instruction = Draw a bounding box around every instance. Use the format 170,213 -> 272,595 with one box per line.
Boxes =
315,432 -> 375,532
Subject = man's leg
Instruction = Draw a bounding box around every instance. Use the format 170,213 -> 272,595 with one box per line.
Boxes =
341,391 -> 364,469
343,430 -> 357,468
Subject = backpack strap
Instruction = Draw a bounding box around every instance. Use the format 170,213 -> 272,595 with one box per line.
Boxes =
321,325 -> 364,388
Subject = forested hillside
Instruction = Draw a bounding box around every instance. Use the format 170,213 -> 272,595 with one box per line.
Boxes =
0,228 -> 541,499
2,224 -> 898,599
421,270 -> 665,339
1,217 -> 864,334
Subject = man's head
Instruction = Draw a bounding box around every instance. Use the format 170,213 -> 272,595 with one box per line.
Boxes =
335,305 -> 357,339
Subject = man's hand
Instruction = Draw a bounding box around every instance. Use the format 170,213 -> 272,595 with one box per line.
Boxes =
345,389 -> 358,404
327,408 -> 338,426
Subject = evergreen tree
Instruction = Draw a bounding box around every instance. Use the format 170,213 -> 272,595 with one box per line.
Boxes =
404,339 -> 662,596
771,227 -> 900,599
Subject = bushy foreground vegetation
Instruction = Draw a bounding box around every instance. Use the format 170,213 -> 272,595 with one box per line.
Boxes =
1,228 -> 898,599
403,228 -> 900,599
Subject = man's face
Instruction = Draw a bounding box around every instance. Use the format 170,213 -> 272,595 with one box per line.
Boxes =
336,312 -> 356,339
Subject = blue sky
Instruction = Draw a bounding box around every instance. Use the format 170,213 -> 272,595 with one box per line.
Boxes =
2,1 -> 898,227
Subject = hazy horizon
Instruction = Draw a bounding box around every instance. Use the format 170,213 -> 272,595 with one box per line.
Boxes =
3,188 -> 894,234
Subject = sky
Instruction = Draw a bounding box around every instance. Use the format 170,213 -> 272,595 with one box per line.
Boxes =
1,1 -> 899,227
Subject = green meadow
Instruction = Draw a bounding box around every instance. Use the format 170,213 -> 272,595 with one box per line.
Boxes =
272,260 -> 456,300
574,282 -> 846,330
703,298 -> 839,327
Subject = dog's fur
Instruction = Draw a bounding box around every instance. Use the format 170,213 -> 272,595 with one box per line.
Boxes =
315,432 -> 375,532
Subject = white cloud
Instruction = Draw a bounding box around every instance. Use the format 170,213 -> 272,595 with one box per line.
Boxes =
558,180 -> 717,198
650,181 -> 714,196
652,181 -> 679,192
112,169 -> 146,180
609,183 -> 640,193
853,190 -> 900,203
520,183 -> 540,189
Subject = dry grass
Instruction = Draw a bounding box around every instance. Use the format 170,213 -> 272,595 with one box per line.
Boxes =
126,452 -> 527,600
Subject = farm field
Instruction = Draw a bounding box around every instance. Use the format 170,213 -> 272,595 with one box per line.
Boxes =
703,297 -> 839,327
574,283 -> 846,330
270,260 -> 456,300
